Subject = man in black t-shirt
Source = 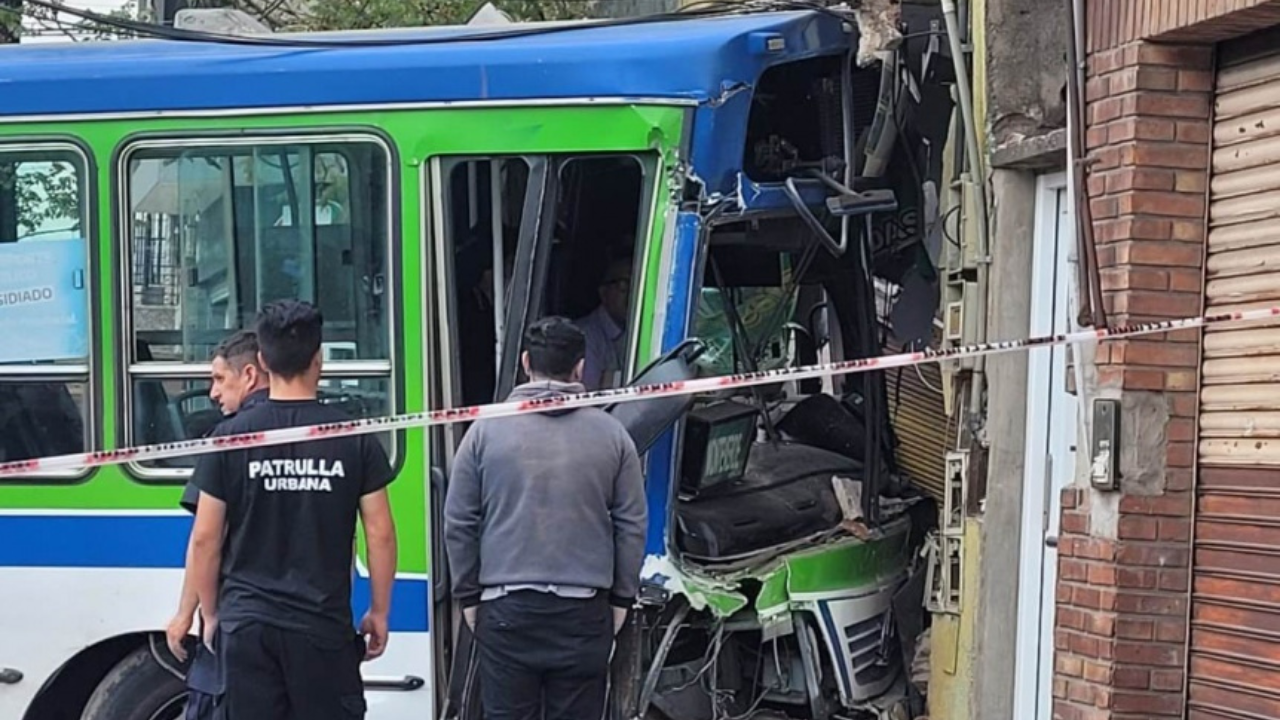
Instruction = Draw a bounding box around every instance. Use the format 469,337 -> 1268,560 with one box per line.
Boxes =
166,330 -> 271,719
186,300 -> 398,720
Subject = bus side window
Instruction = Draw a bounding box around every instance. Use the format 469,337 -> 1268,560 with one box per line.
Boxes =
121,139 -> 397,480
0,146 -> 93,476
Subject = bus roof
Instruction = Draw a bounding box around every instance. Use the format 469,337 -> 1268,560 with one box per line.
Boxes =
0,10 -> 851,118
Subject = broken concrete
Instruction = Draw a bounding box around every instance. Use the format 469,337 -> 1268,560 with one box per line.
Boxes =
990,128 -> 1068,170
984,0 -> 1068,147
854,0 -> 904,67
1088,386 -> 1171,498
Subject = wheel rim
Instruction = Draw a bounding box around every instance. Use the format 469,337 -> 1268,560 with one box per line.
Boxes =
147,693 -> 188,720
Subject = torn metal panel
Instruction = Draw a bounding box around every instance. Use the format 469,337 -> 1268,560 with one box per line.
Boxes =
731,172 -> 829,215
641,554 -> 750,617
641,515 -> 915,621
705,81 -> 753,108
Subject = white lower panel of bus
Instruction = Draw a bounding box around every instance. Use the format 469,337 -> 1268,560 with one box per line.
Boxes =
0,567 -> 433,719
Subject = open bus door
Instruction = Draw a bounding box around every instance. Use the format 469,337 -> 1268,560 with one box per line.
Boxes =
442,338 -> 705,720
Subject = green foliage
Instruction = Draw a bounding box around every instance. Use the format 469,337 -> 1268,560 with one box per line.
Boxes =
0,3 -> 21,43
0,161 -> 80,240
183,0 -> 599,32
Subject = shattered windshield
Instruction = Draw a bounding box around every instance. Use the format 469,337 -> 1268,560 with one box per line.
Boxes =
694,251 -> 798,376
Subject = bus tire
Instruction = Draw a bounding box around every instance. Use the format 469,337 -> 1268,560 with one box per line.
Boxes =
81,644 -> 187,720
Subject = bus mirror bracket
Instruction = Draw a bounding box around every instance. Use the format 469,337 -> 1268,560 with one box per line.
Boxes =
783,171 -> 898,258
606,339 -> 706,456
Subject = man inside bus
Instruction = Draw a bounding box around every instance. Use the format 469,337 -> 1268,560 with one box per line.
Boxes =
459,244 -> 516,405
444,316 -> 647,720
167,330 -> 271,718
185,300 -> 398,720
575,254 -> 633,391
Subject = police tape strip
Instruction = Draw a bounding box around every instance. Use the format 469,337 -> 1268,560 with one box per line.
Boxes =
1,306 -> 1273,478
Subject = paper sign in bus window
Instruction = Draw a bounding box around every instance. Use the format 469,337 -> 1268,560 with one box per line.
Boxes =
0,239 -> 89,364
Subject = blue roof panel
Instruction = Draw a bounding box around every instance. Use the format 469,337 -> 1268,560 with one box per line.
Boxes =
0,11 -> 851,117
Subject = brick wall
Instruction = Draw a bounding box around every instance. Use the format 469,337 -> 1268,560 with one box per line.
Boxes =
1086,0 -> 1280,49
1053,41 -> 1213,720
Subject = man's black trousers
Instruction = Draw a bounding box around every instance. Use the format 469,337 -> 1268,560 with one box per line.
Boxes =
218,621 -> 368,720
475,591 -> 614,720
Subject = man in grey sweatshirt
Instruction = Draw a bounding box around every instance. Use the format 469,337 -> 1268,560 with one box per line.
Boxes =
444,315 -> 648,720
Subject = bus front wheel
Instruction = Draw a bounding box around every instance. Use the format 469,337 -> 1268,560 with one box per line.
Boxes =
82,644 -> 187,720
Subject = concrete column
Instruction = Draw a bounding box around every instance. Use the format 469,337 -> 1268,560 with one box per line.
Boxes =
970,167 -> 1037,720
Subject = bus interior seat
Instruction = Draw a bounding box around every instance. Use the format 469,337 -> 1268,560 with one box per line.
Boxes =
0,383 -> 85,463
133,340 -> 187,452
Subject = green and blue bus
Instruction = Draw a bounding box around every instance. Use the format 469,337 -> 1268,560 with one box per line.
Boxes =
0,6 -> 950,719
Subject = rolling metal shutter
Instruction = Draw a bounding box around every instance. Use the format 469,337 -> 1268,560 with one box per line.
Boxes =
886,334 -> 948,503
1190,34 -> 1280,720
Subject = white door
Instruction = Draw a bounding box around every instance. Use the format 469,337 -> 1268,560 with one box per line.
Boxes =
1013,171 -> 1079,720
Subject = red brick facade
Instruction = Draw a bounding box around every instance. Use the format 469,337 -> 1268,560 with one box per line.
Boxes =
1086,0 -> 1280,48
1054,37 -> 1214,720
1056,2 -> 1280,718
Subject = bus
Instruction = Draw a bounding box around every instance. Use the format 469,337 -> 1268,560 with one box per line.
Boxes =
0,5 -> 954,720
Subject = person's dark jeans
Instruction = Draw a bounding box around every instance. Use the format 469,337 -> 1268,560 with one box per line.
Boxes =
476,592 -> 614,720
219,622 -> 367,720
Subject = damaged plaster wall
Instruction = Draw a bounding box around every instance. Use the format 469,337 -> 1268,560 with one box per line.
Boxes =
1073,351 -> 1172,539
985,0 -> 1068,152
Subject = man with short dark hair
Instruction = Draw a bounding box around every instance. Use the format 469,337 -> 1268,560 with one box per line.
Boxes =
186,300 -> 398,720
166,330 -> 271,719
208,331 -> 270,419
176,331 -> 271,519
444,315 -> 648,720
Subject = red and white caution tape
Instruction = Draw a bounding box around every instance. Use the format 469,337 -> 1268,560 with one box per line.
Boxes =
0,306 -> 1270,478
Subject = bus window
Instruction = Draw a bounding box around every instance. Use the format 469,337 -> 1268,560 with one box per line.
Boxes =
433,153 -> 652,413
538,156 -> 648,393
0,145 -> 93,475
121,137 -> 396,477
439,157 -> 529,409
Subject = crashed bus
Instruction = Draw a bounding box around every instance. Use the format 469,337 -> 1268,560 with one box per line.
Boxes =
0,4 -> 959,719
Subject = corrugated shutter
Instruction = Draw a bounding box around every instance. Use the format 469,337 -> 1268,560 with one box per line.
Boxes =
886,333 -> 948,502
1190,37 -> 1280,720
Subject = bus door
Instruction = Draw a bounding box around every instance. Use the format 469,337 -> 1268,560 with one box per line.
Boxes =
422,149 -> 665,719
